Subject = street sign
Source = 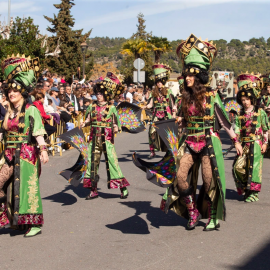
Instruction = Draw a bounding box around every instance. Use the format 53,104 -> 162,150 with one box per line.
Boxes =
133,58 -> 145,83
133,58 -> 145,70
133,71 -> 145,83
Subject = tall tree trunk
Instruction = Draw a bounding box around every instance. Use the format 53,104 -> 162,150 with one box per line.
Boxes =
155,51 -> 161,64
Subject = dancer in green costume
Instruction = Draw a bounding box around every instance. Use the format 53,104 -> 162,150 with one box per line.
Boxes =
233,73 -> 269,202
162,34 -> 243,231
143,64 -> 176,158
81,72 -> 130,200
0,54 -> 48,237
134,34 -> 243,231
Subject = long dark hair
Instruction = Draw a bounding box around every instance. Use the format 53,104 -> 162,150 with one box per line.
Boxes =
152,85 -> 168,98
181,76 -> 206,119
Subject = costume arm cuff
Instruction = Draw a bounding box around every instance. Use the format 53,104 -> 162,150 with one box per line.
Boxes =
231,136 -> 240,145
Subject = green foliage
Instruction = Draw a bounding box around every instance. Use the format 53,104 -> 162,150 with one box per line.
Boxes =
0,17 -> 45,80
44,0 -> 92,82
148,36 -> 172,63
131,13 -> 152,41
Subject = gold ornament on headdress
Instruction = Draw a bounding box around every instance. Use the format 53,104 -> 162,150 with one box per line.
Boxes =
176,34 -> 217,71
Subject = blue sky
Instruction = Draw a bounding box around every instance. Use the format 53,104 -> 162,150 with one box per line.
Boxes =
1,0 -> 270,42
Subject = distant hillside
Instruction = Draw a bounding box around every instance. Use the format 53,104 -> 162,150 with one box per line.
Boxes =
87,37 -> 270,76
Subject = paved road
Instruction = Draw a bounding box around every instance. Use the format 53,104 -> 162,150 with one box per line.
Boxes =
1,129 -> 270,270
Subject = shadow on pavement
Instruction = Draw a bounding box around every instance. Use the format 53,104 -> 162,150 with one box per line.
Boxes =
44,183 -> 121,204
226,188 -> 243,201
118,149 -> 164,162
106,201 -> 189,234
228,238 -> 270,270
0,228 -> 27,237
43,190 -> 78,206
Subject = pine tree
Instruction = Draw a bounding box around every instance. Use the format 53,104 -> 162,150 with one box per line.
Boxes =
0,17 -> 45,80
44,0 -> 92,81
131,13 -> 152,41
119,13 -> 154,86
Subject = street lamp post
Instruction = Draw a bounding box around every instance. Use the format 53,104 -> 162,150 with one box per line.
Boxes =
80,41 -> 88,78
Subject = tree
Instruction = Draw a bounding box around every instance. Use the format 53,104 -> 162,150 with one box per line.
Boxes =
120,13 -> 154,85
120,39 -> 150,59
44,0 -> 92,81
148,36 -> 172,63
131,13 -> 152,41
0,16 -> 45,80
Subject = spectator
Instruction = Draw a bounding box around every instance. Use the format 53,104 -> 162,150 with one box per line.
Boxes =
47,99 -> 61,125
59,100 -> 75,131
137,86 -> 145,103
119,94 -> 125,103
46,100 -> 56,114
42,80 -> 52,107
125,97 -> 131,103
52,73 -> 58,84
44,86 -> 57,112
72,75 -> 86,90
125,87 -> 134,103
88,80 -> 93,87
65,85 -> 79,115
61,75 -> 67,84
83,98 -> 91,112
132,93 -> 141,105
58,85 -> 67,101
50,87 -> 60,107
0,93 -> 9,110
74,90 -> 83,111
90,88 -> 97,101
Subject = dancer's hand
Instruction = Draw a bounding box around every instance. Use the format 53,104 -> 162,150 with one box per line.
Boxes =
80,122 -> 86,128
235,143 -> 243,156
261,144 -> 267,154
176,117 -> 183,126
40,151 -> 49,164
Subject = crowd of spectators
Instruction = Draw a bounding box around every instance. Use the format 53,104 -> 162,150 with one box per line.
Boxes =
0,70 -> 154,153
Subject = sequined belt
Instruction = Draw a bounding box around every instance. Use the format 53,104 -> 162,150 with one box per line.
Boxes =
6,131 -> 28,148
91,121 -> 112,128
241,135 -> 262,142
155,105 -> 167,109
188,116 -> 214,122
186,121 -> 213,135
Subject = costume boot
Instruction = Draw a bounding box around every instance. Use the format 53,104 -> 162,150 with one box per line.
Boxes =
183,193 -> 201,230
86,175 -> 99,200
24,225 -> 42,237
148,144 -> 156,159
203,200 -> 220,231
245,191 -> 259,203
120,187 -> 129,199
0,202 -> 9,229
